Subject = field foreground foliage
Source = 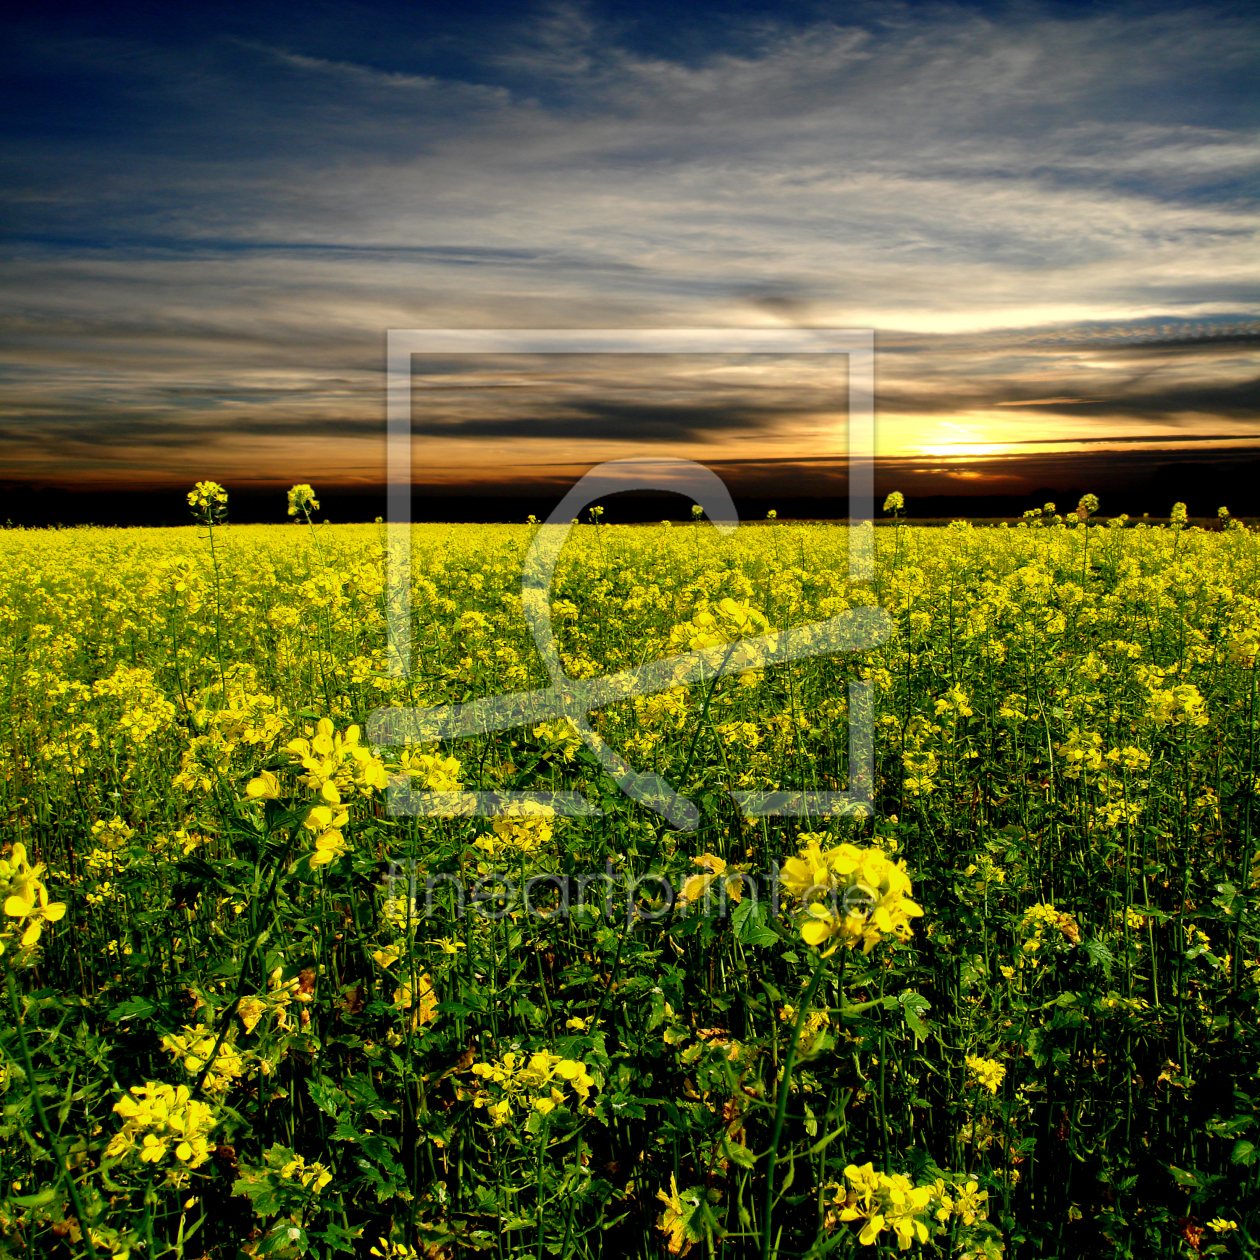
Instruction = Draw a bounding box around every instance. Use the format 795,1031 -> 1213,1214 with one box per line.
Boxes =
2,507 -> 1260,1260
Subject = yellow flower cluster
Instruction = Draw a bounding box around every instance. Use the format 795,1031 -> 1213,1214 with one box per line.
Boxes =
934,686 -> 973,718
1021,902 -> 1081,952
681,597 -> 771,648
279,1151 -> 332,1193
105,1082 -> 217,1168
160,1026 -> 249,1094
286,484 -> 320,517
83,816 -> 136,877
667,597 -> 774,680
1146,681 -> 1209,728
394,748 -> 463,792
828,1163 -> 934,1249
470,1049 -> 596,1125
965,1054 -> 1006,1096
246,717 -> 389,866
781,838 -> 923,955
305,802 -> 349,866
187,480 -> 228,511
1055,728 -> 1104,778
828,1165 -> 989,1248
681,852 -> 749,905
370,1239 -> 420,1260
236,981 -> 310,1035
282,717 -> 390,801
1227,633 -> 1258,667
779,1003 -> 830,1049
475,800 -> 555,855
0,843 -> 67,957
91,664 -> 177,751
370,947 -> 439,1029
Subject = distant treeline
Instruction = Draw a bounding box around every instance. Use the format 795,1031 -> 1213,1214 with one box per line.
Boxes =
5,478 -> 1260,529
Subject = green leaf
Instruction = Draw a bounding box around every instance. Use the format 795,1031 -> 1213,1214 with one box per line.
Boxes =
1231,1140 -> 1257,1166
732,898 -> 780,947
1081,939 -> 1114,974
898,989 -> 932,1043
838,998 -> 888,1017
107,996 -> 157,1023
1213,882 -> 1239,915
10,1187 -> 58,1208
1206,1116 -> 1253,1139
309,1220 -> 364,1255
308,1076 -> 347,1121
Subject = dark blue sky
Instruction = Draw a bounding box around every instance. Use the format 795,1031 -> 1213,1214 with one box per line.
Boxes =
1,0 -> 1256,494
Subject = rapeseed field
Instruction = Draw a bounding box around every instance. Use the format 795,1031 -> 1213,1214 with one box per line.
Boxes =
1,486 -> 1258,1259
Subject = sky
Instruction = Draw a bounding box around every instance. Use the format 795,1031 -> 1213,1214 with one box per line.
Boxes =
1,0 -> 1257,514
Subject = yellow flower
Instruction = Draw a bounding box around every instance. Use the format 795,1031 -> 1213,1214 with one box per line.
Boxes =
187,481 -> 228,511
779,1003 -> 830,1048
681,853 -> 748,904
237,997 -> 267,1034
279,1152 -> 332,1193
952,1179 -> 988,1226
1021,902 -> 1081,950
397,749 -> 462,793
160,1027 -> 248,1093
106,1082 -> 217,1169
245,770 -> 282,801
783,840 -> 923,955
287,718 -> 390,798
833,1164 -> 934,1248
370,1240 -> 419,1260
0,843 -> 67,956
287,484 -> 320,517
470,1048 -> 596,1123
965,1054 -> 1006,1095
304,802 -> 349,867
476,800 -> 554,854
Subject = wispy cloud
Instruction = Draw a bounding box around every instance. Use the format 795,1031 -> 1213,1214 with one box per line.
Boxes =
0,1 -> 1257,490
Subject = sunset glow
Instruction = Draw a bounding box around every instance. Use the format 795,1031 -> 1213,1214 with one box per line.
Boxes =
0,1 -> 1256,520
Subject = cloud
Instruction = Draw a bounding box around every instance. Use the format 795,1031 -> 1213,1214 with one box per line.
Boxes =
407,395 -> 799,441
0,2 -> 1257,489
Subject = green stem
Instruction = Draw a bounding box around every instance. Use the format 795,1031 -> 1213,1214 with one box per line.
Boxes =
1232,660 -> 1259,1019
204,518 -> 228,698
590,643 -> 736,1029
5,967 -> 101,1259
760,948 -> 835,1260
191,827 -> 295,1098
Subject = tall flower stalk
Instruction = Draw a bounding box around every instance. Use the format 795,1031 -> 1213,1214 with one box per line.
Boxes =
187,480 -> 229,697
